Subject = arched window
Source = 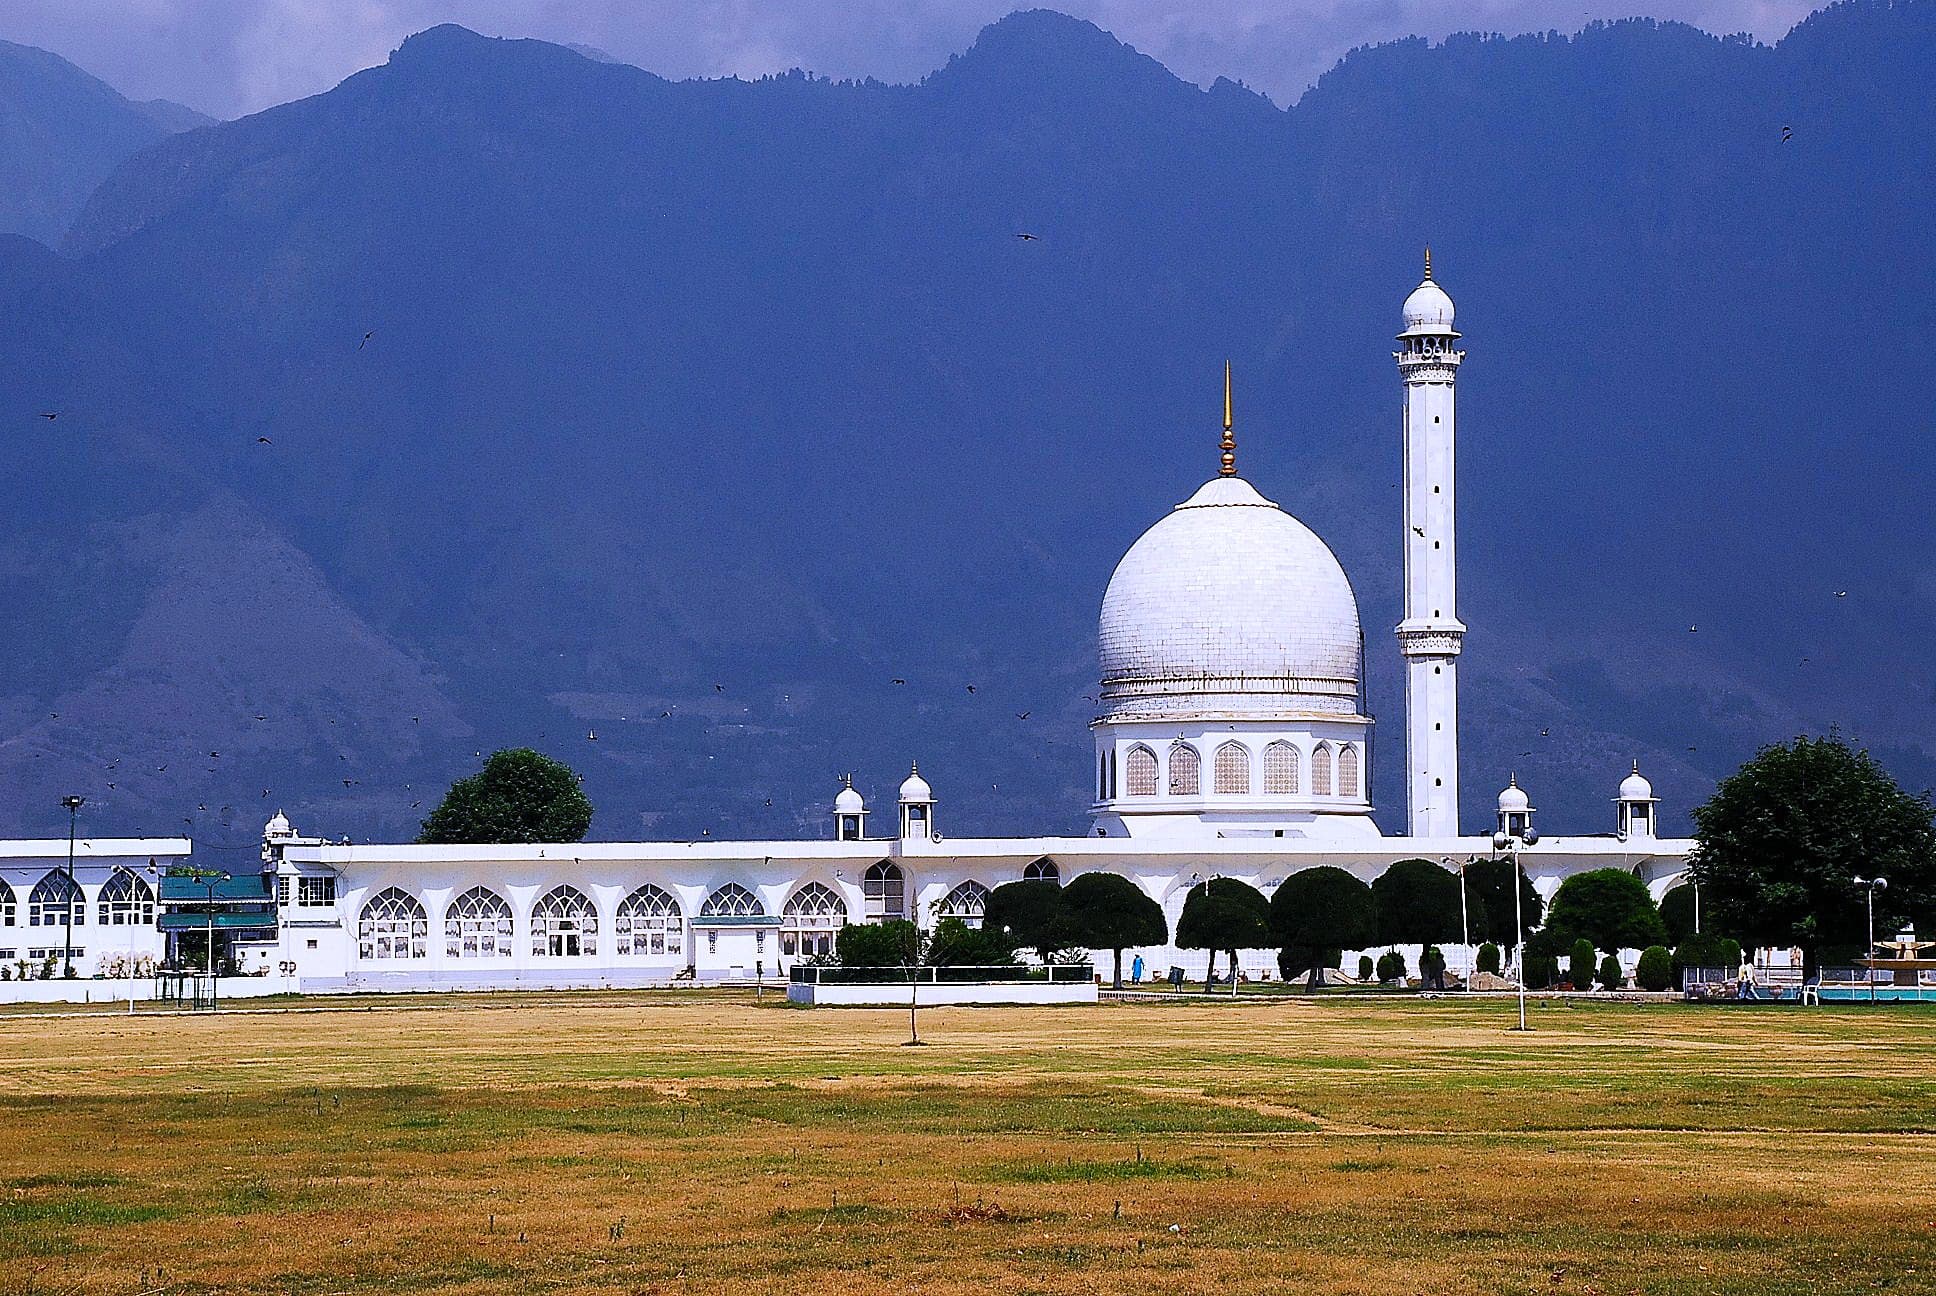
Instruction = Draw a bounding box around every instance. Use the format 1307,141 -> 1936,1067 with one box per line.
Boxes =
0,879 -> 14,926
444,886 -> 512,959
97,870 -> 155,926
1124,746 -> 1158,797
1107,749 -> 1117,799
615,884 -> 683,958
1312,744 -> 1334,796
358,887 -> 427,960
701,883 -> 764,918
863,861 -> 905,921
1168,743 -> 1201,796
1097,753 -> 1108,801
1023,858 -> 1060,883
1339,744 -> 1361,798
28,872 -> 83,927
1264,741 -> 1300,794
532,885 -> 597,957
781,882 -> 846,957
1214,742 -> 1251,795
936,880 -> 991,927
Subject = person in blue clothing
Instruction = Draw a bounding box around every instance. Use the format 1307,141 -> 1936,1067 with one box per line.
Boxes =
1131,954 -> 1145,984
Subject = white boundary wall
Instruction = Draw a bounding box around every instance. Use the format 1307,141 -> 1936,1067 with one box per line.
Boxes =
788,980 -> 1098,1007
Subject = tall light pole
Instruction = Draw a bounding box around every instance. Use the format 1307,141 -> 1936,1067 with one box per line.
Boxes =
61,796 -> 84,978
1493,825 -> 1539,1030
1447,857 -> 1472,988
1854,876 -> 1887,1003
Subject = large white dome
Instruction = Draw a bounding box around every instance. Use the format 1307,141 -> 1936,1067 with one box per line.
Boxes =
1098,476 -> 1362,721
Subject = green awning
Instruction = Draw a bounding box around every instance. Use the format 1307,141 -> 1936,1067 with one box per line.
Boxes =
159,911 -> 277,932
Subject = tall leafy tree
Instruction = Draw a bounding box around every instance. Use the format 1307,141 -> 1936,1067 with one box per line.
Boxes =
1693,735 -> 1936,975
1372,858 -> 1468,946
1270,866 -> 1374,992
1461,857 -> 1542,944
1657,884 -> 1698,945
417,748 -> 592,843
1061,872 -> 1167,989
1175,878 -> 1270,994
982,879 -> 1071,963
1546,869 -> 1668,953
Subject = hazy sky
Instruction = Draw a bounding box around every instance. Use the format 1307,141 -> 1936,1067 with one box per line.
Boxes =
5,0 -> 1823,119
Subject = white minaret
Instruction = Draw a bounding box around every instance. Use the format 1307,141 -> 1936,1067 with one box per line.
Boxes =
1395,250 -> 1464,837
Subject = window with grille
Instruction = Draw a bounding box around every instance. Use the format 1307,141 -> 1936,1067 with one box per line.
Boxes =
1124,747 -> 1158,797
616,884 -> 683,957
1338,744 -> 1361,797
1168,743 -> 1200,796
1213,742 -> 1250,795
1264,742 -> 1300,794
444,886 -> 513,959
1312,744 -> 1334,796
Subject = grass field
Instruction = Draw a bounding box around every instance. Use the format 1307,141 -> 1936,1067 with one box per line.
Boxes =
2,994 -> 1933,1295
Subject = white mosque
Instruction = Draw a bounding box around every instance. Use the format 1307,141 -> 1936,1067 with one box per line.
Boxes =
0,259 -> 1691,992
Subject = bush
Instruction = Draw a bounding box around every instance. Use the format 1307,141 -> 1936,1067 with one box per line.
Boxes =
1476,942 -> 1502,975
1657,885 -> 1697,945
835,920 -> 921,967
1548,869 -> 1669,952
1357,954 -> 1374,981
1597,954 -> 1624,990
1375,950 -> 1407,984
1567,938 -> 1596,990
926,918 -> 1018,968
1371,859 -> 1466,945
1524,951 -> 1560,988
1419,945 -> 1448,990
1635,945 -> 1674,991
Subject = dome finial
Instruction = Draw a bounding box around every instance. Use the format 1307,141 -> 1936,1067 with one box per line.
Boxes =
1218,361 -> 1236,477
1423,246 -> 1432,281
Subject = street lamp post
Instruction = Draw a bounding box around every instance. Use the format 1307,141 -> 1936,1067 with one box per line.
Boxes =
1854,876 -> 1888,1003
1493,825 -> 1540,1031
61,796 -> 84,979
1447,857 -> 1472,989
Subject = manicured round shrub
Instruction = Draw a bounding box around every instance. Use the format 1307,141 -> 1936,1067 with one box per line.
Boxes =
1524,951 -> 1560,989
1419,945 -> 1447,989
1375,950 -> 1407,984
1476,942 -> 1502,975
1635,945 -> 1674,991
1357,954 -> 1374,981
1568,938 -> 1597,989
1597,954 -> 1624,990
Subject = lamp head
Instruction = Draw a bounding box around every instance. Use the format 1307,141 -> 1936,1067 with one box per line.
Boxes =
1492,830 -> 1510,851
1522,828 -> 1540,846
61,795 -> 84,811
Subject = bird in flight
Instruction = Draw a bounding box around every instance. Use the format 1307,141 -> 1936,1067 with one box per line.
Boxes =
342,778 -> 357,787
966,684 -> 977,694
1016,232 -> 1039,241
1411,525 -> 1425,537
1782,125 -> 1793,142
1835,590 -> 1848,598
586,730 -> 598,741
39,411 -> 58,420
714,683 -> 724,692
1016,711 -> 1031,720
1539,728 -> 1550,737
763,798 -> 773,807
1688,625 -> 1698,632
359,330 -> 375,349
892,678 -> 906,686
256,436 -> 272,445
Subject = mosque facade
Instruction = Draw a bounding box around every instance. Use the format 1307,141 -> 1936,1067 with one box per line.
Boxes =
0,262 -> 1692,991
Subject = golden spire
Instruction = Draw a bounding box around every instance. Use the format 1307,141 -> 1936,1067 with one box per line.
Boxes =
1423,246 -> 1432,281
1219,361 -> 1236,477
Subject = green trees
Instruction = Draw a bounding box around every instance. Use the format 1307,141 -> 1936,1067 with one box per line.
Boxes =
1175,879 -> 1270,995
1597,954 -> 1625,990
925,918 -> 1018,968
1476,942 -> 1502,975
418,748 -> 592,843
982,880 -> 1071,963
1635,945 -> 1674,991
1692,735 -> 1936,974
1461,857 -> 1543,943
1657,884 -> 1698,945
1546,869 -> 1668,953
1375,950 -> 1407,983
1419,945 -> 1448,990
1270,867 -> 1375,991
1060,872 -> 1167,989
1371,859 -> 1467,946
835,919 -> 920,967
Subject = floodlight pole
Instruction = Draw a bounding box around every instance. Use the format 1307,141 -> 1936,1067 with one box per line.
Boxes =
1854,876 -> 1887,1003
1495,826 -> 1539,1031
61,796 -> 84,979
1449,857 -> 1471,989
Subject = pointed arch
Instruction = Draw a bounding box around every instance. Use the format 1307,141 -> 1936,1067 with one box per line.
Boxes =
98,869 -> 156,926
1312,743 -> 1335,796
1264,741 -> 1301,794
701,883 -> 764,918
444,885 -> 513,959
531,885 -> 597,957
0,878 -> 14,926
1023,858 -> 1060,883
28,872 -> 83,927
937,880 -> 991,927
1123,745 -> 1158,797
1338,743 -> 1361,798
358,887 -> 427,960
781,881 -> 846,957
1213,741 -> 1251,795
863,861 -> 905,921
616,884 -> 683,957
1167,742 -> 1201,796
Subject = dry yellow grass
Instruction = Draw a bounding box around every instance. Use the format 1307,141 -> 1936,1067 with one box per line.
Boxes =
2,993 -> 1933,1295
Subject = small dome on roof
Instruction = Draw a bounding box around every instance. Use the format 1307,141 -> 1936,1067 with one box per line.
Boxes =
1496,774 -> 1530,814
1401,278 -> 1455,334
264,810 -> 293,838
1618,761 -> 1656,802
834,780 -> 865,814
899,763 -> 932,802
